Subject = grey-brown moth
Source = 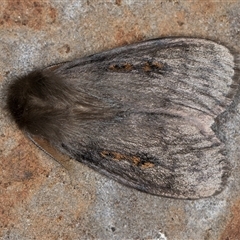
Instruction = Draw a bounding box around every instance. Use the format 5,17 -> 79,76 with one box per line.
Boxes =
6,37 -> 239,199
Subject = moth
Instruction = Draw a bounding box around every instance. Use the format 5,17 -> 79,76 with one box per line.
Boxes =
6,37 -> 239,199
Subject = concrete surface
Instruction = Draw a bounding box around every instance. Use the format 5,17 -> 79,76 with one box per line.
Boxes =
0,0 -> 240,239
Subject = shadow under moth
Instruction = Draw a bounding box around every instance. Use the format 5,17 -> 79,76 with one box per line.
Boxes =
6,37 -> 240,199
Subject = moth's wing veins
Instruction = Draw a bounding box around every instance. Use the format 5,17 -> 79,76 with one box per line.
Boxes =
45,38 -> 237,199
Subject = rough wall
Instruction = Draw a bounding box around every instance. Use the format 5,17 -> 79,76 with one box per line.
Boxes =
0,1 -> 240,239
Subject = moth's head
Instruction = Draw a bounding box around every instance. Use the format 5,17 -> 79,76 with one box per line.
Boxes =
6,70 -> 59,132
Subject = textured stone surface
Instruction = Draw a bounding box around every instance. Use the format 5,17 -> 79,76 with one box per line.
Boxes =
0,0 -> 240,239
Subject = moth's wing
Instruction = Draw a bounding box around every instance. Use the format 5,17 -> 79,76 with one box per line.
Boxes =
27,134 -> 73,170
50,38 -> 237,199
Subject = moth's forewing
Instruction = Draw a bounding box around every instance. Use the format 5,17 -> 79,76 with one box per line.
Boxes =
10,38 -> 238,199
28,134 -> 73,170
